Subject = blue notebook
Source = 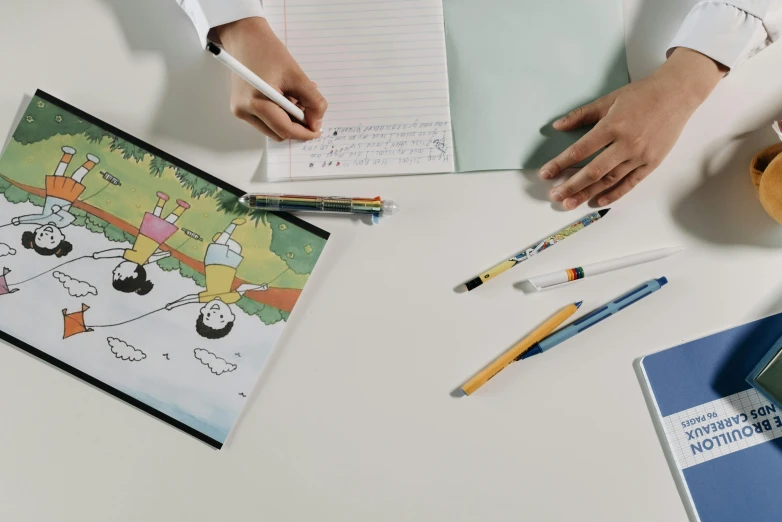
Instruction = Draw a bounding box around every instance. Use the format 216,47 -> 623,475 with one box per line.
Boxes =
639,313 -> 782,522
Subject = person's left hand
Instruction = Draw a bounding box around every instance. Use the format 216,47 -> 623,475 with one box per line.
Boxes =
539,48 -> 725,209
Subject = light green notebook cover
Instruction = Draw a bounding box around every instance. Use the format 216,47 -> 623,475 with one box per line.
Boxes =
444,0 -> 629,173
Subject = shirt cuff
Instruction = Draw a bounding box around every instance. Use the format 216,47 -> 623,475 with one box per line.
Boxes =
179,0 -> 264,48
668,1 -> 770,71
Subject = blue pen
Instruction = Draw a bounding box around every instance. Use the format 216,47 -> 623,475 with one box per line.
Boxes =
520,277 -> 669,360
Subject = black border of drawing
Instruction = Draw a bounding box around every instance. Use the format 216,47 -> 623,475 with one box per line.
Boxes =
0,90 -> 331,450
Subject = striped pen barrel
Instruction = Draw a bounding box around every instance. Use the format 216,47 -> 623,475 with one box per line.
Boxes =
238,194 -> 399,219
519,278 -> 669,360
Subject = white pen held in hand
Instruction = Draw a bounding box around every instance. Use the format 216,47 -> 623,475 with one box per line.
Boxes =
206,42 -> 306,124
526,247 -> 684,291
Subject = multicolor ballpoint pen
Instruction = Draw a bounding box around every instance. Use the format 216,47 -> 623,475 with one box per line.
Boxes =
238,193 -> 399,223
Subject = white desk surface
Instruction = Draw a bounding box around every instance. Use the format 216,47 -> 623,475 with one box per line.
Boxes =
1,1 -> 781,521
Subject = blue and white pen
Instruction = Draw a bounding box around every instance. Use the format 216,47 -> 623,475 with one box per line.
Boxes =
519,278 -> 669,360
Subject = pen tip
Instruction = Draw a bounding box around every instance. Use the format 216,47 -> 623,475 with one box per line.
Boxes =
598,208 -> 610,217
575,301 -> 583,309
206,42 -> 221,56
238,195 -> 249,207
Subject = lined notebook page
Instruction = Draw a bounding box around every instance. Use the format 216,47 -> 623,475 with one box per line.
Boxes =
264,0 -> 454,181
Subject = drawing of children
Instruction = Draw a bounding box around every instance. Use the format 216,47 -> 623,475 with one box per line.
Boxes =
165,219 -> 268,339
0,268 -> 19,295
14,147 -> 100,257
92,192 -> 190,295
58,220 -> 272,340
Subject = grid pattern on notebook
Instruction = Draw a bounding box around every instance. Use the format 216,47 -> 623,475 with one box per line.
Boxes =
264,0 -> 454,180
661,388 -> 782,470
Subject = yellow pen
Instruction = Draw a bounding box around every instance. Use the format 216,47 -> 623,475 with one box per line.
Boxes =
460,301 -> 582,395
462,209 -> 609,291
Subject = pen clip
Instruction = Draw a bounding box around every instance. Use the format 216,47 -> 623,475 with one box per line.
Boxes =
529,279 -> 573,292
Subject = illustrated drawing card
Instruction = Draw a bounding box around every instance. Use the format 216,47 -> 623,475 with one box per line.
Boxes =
0,91 -> 330,448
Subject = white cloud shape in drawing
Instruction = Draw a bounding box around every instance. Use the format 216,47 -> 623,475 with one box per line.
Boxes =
0,243 -> 16,257
53,271 -> 98,298
194,348 -> 237,376
107,337 -> 146,362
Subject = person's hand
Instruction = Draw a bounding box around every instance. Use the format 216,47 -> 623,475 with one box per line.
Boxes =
51,205 -> 62,213
11,217 -> 19,226
540,48 -> 726,209
214,17 -> 327,142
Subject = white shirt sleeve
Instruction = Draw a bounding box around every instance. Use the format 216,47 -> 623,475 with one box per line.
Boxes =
669,1 -> 782,71
177,0 -> 265,48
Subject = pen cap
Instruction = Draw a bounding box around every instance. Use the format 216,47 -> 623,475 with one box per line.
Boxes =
382,200 -> 400,215
656,277 -> 668,287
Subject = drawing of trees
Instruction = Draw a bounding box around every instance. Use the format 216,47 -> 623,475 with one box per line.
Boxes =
13,99 -> 89,144
0,95 -> 326,327
265,213 -> 324,275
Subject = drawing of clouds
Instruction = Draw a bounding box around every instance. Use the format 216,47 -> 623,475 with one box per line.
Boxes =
194,348 -> 237,376
107,337 -> 146,362
53,271 -> 98,297
0,243 -> 16,257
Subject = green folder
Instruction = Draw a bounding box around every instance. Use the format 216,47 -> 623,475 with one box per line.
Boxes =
444,0 -> 629,172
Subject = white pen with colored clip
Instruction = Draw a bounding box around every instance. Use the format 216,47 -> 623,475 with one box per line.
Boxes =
525,247 -> 684,291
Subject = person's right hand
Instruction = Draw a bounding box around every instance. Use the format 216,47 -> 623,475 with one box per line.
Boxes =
214,17 -> 327,142
11,217 -> 19,226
